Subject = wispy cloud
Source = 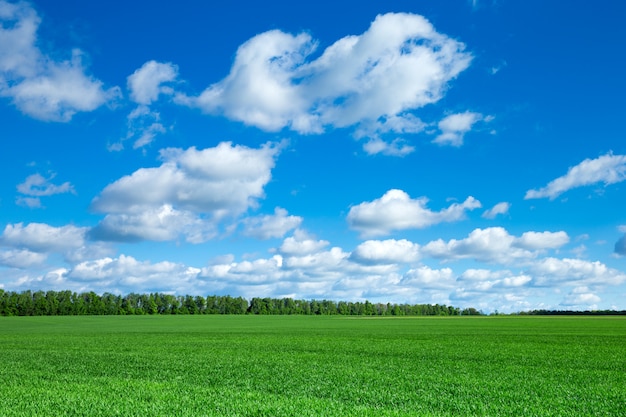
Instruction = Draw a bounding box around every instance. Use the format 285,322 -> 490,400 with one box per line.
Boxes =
16,173 -> 75,208
482,202 -> 510,219
525,152 -> 626,200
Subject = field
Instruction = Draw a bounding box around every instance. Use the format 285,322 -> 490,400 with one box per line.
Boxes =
0,315 -> 624,416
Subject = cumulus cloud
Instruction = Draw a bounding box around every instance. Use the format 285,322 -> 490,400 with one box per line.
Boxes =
68,255 -> 200,293
0,1 -> 118,121
177,13 -> 471,147
422,227 -> 569,264
278,229 -> 329,256
515,231 -> 569,250
1,222 -> 87,253
0,248 -> 47,268
458,269 -> 532,289
347,189 -> 481,237
433,111 -> 485,146
560,286 -> 601,308
127,61 -> 178,105
530,257 -> 626,287
351,239 -> 420,265
525,153 -> 626,200
482,202 -> 510,219
90,141 -> 282,243
0,222 -> 111,265
241,207 -> 302,240
401,266 -> 454,289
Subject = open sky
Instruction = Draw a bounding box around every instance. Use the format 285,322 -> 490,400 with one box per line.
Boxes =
1,0 -> 625,313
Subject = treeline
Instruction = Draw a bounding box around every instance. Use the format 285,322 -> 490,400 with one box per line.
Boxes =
0,289 -> 481,317
518,309 -> 626,316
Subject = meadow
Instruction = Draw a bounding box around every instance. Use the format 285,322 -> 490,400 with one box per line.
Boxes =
0,315 -> 624,416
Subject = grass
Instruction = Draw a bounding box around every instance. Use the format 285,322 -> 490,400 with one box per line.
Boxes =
0,315 -> 624,416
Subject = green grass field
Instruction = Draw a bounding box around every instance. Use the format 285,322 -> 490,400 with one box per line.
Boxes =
0,315 -> 624,416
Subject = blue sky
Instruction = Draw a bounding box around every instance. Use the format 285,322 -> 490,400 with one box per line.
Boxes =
1,0 -> 625,313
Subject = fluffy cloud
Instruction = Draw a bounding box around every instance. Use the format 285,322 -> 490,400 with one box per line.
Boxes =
560,286 -> 601,308
347,189 -> 481,237
127,61 -> 178,105
433,111 -> 485,146
525,153 -> 626,200
401,266 -> 454,289
67,255 -> 201,293
91,141 -> 282,243
4,225 -> 623,312
351,239 -> 420,265
0,222 -> 111,265
458,269 -> 532,289
241,207 -> 302,239
1,222 -> 87,253
278,229 -> 329,256
0,248 -> 47,268
178,13 -> 471,142
90,204 -> 216,244
0,1 -> 118,121
530,257 -> 626,287
482,202 -> 510,219
515,231 -> 569,250
422,227 -> 569,264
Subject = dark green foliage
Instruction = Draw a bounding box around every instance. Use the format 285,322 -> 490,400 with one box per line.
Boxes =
0,290 -> 466,317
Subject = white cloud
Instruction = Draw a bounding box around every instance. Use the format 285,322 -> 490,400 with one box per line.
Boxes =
90,141 -> 282,243
0,1 -> 118,121
422,227 -> 568,264
17,173 -> 74,196
0,248 -> 47,268
525,153 -> 626,200
67,255 -> 201,293
560,286 -> 601,308
351,239 -> 420,265
0,222 -> 111,264
362,137 -> 415,157
15,172 -> 75,208
401,266 -> 454,289
111,61 -> 179,151
433,111 -> 484,147
178,13 -> 471,141
531,257 -> 626,287
127,61 -> 178,105
457,269 -> 533,291
115,105 -> 168,150
90,204 -> 216,244
347,189 -> 481,237
242,207 -> 302,240
515,231 -> 569,250
1,222 -> 87,253
278,229 -> 329,256
482,202 -> 510,219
